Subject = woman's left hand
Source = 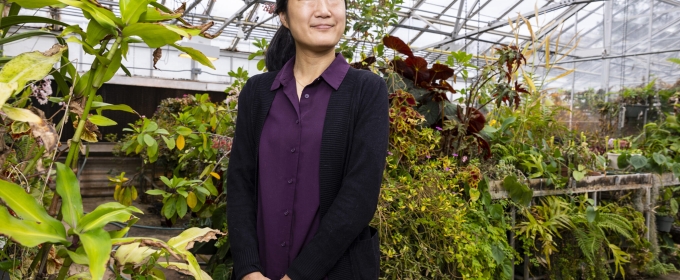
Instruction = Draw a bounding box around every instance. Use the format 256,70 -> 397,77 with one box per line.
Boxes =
281,275 -> 291,280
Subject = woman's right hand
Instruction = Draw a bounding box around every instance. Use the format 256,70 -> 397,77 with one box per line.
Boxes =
243,272 -> 270,280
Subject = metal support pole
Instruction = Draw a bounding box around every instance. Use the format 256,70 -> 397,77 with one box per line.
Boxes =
646,185 -> 651,241
569,12 -> 578,130
602,0 -> 613,101
646,0 -> 654,81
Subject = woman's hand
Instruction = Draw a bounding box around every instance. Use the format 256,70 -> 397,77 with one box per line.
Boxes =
243,272 -> 270,280
281,275 -> 292,280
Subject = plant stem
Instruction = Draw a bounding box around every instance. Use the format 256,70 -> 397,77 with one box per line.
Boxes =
55,257 -> 72,280
64,36 -> 121,168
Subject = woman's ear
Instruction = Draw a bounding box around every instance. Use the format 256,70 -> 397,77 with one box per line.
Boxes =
279,12 -> 289,29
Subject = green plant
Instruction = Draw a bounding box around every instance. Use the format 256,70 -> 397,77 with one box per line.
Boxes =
0,0 -> 220,277
146,175 -> 218,223
377,87 -> 516,279
656,186 -> 680,217
0,163 -> 216,280
248,38 -> 268,71
116,93 -> 234,225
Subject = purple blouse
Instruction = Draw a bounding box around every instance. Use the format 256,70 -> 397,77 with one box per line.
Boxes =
256,53 -> 350,279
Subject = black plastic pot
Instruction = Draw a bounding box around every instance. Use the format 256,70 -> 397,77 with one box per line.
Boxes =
624,105 -> 648,118
656,215 -> 675,233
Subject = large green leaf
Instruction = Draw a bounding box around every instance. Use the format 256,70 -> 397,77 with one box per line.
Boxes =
120,0 -> 152,25
171,43 -> 215,69
0,180 -> 65,234
2,105 -> 42,123
76,202 -> 142,233
0,15 -> 69,29
630,155 -> 648,170
0,44 -> 66,107
167,228 -> 223,252
84,19 -> 110,47
66,247 -> 90,265
0,206 -> 67,247
55,162 -> 83,229
123,23 -> 181,48
501,175 -> 533,207
139,6 -> 182,22
102,48 -> 123,83
58,0 -> 121,32
77,228 -> 111,280
9,0 -> 63,9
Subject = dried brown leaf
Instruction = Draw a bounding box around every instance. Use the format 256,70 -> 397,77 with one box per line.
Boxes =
153,48 -> 162,70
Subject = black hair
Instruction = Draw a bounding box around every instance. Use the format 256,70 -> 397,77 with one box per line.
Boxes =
264,0 -> 347,72
265,0 -> 296,72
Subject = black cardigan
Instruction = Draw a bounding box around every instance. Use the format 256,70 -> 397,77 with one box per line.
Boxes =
226,67 -> 389,280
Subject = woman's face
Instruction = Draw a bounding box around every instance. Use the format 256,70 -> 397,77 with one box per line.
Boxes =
280,0 -> 345,53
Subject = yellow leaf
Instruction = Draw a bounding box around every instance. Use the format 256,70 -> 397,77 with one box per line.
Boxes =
176,135 -> 185,150
131,186 -> 138,200
546,69 -> 575,83
522,71 -> 536,93
114,185 -> 121,201
187,192 -> 197,209
210,172 -> 220,179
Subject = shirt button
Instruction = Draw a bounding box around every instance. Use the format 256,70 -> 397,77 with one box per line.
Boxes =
281,242 -> 287,247
287,179 -> 293,184
304,93 -> 310,99
295,119 -> 299,124
284,210 -> 289,216
290,148 -> 296,153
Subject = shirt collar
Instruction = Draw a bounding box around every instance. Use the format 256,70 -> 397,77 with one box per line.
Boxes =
270,53 -> 350,91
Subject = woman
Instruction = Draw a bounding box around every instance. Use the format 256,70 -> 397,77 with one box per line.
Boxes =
226,0 -> 389,279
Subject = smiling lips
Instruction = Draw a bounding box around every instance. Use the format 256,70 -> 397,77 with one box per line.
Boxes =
312,24 -> 334,29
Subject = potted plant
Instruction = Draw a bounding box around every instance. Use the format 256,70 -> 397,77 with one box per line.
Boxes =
605,137 -> 644,170
619,80 -> 656,119
656,186 -> 680,233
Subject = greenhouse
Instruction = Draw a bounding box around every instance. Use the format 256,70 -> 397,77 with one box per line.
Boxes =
2,0 -> 680,279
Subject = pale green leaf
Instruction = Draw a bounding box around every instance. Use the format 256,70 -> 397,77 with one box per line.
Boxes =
85,19 -> 109,47
167,228 -> 223,252
55,163 -> 83,229
98,104 -> 136,114
0,180 -> 65,235
144,134 -> 156,146
0,206 -> 68,247
0,44 -> 66,106
9,0 -> 62,9
2,106 -> 42,123
123,23 -> 181,48
120,0 -> 152,25
66,247 -> 89,265
88,115 -> 118,126
0,82 -> 18,108
76,202 -> 142,233
139,6 -> 182,22
162,135 -> 175,150
171,43 -> 215,69
78,228 -> 111,280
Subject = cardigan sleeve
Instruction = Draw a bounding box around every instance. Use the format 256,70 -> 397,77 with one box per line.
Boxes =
286,74 -> 389,279
226,78 -> 263,280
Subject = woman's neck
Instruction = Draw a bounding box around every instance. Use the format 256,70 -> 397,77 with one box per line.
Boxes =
293,48 -> 336,85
